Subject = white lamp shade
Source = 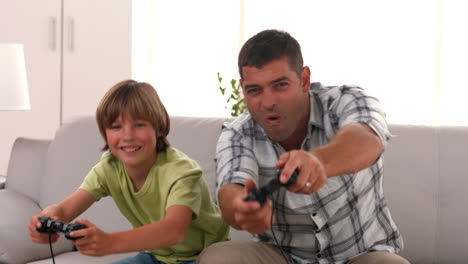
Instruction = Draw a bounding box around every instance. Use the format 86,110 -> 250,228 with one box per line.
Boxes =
0,44 -> 31,110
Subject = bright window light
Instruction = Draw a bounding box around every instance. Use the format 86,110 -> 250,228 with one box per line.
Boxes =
133,0 -> 240,117
133,0 -> 468,126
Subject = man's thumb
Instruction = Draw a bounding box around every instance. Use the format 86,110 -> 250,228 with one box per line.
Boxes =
244,178 -> 257,193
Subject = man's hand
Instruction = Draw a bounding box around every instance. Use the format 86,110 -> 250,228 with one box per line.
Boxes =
276,150 -> 327,194
231,178 -> 274,234
71,219 -> 113,256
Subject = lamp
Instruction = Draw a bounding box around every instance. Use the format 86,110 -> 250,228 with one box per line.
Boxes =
0,44 -> 30,110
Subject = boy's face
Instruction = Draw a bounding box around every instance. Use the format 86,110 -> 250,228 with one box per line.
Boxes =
105,112 -> 157,172
240,56 -> 310,143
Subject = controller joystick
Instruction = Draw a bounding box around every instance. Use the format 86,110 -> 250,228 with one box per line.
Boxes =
36,216 -> 87,240
244,169 -> 299,207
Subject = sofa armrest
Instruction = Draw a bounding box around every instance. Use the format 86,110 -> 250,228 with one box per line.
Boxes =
0,190 -> 73,264
6,137 -> 51,202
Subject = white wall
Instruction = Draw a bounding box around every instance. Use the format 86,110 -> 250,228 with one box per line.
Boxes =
0,0 -> 61,176
0,0 -> 132,176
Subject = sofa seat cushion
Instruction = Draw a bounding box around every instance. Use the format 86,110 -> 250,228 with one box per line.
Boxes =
28,251 -> 137,264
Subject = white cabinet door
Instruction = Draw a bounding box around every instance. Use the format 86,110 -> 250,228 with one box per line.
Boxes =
61,0 -> 132,122
0,0 -> 132,175
0,0 -> 61,174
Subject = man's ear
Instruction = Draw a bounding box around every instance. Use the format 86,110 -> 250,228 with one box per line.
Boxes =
301,66 -> 311,93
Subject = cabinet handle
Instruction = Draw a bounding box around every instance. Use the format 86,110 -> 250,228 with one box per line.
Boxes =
49,17 -> 56,51
67,17 -> 75,52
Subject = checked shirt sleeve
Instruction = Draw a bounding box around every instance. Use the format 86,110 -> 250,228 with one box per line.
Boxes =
214,124 -> 259,202
321,85 -> 390,148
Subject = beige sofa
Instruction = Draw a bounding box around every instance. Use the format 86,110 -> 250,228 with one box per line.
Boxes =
1,115 -> 468,264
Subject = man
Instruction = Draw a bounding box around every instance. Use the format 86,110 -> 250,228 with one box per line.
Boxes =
199,29 -> 408,264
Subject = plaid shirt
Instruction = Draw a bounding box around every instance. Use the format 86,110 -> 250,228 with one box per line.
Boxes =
215,83 -> 403,264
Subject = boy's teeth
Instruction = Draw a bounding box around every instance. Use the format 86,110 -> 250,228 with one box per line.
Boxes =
122,147 -> 139,152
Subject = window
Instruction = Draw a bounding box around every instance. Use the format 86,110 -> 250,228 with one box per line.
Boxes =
133,0 -> 468,125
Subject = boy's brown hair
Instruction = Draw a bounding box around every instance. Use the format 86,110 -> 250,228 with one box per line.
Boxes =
96,79 -> 170,152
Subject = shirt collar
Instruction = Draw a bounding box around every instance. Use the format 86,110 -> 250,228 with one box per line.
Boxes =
308,82 -> 324,130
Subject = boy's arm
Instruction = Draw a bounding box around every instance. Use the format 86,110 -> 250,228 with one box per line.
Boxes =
72,205 -> 192,256
40,189 -> 95,222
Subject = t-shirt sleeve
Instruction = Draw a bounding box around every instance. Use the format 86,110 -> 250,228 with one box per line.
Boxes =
165,173 -> 203,219
79,162 -> 110,201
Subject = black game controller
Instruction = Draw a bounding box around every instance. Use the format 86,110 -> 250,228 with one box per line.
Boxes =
244,169 -> 299,207
36,216 -> 87,240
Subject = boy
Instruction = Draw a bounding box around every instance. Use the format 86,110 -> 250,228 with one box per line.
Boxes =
29,80 -> 229,264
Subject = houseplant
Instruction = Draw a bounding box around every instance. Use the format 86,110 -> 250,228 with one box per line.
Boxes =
217,72 -> 247,117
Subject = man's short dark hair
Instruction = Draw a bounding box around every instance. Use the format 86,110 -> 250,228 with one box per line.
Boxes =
238,29 -> 304,79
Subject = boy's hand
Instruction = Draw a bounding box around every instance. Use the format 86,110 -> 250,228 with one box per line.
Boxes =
232,178 -> 274,235
71,219 -> 113,256
29,214 -> 60,244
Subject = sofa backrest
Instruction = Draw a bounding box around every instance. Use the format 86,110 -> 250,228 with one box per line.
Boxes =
384,125 -> 468,264
39,115 -> 131,234
6,138 -> 51,202
38,115 -> 236,233
383,125 -> 439,263
167,116 -> 229,199
35,115 -> 468,264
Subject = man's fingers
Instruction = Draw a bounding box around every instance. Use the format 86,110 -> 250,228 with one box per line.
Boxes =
238,199 -> 273,234
244,178 -> 257,193
276,152 -> 290,169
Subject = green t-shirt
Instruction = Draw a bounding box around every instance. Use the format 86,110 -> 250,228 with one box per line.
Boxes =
80,147 -> 230,264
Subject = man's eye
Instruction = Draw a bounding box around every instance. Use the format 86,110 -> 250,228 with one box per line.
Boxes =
276,82 -> 289,88
246,88 -> 260,94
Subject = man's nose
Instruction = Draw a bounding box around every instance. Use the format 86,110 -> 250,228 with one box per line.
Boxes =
262,90 -> 277,110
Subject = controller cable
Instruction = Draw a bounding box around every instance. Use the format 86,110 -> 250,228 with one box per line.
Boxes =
270,193 -> 293,264
48,232 -> 56,264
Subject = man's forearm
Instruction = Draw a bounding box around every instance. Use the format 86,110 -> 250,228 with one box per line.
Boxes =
312,123 -> 384,177
218,183 -> 244,230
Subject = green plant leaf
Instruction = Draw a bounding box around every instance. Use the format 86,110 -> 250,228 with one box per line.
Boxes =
217,72 -> 247,117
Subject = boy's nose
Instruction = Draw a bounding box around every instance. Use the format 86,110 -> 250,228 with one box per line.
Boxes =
122,127 -> 135,139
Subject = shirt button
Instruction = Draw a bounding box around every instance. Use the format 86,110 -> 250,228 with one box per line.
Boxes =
317,253 -> 322,258
312,212 -> 317,217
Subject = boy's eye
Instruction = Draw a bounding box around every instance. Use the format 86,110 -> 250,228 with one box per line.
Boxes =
110,125 -> 121,130
135,123 -> 146,128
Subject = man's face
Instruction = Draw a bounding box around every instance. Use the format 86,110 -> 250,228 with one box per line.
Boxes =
241,57 -> 310,143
